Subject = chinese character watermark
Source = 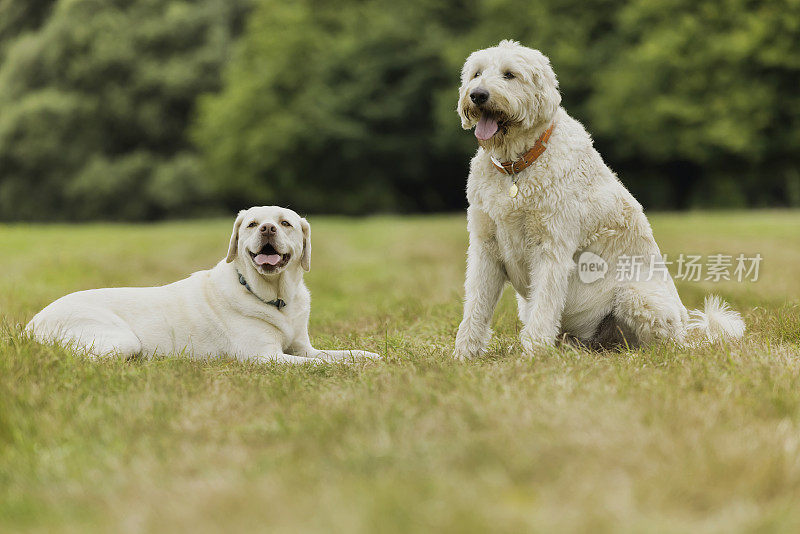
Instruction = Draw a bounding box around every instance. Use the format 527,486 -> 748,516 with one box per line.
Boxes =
581,253 -> 762,284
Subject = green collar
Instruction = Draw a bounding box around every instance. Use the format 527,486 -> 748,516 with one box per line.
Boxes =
237,271 -> 286,310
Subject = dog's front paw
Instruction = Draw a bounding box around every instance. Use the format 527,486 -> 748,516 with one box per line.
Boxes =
453,346 -> 481,361
315,350 -> 381,363
520,327 -> 555,356
454,322 -> 491,361
254,355 -> 324,365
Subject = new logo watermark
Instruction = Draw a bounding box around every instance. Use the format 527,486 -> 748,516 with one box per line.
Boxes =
577,251 -> 608,283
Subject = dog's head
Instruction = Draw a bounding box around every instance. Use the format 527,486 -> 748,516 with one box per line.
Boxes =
226,206 -> 311,277
457,40 -> 560,145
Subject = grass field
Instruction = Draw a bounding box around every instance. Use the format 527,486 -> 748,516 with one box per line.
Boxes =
1,211 -> 800,533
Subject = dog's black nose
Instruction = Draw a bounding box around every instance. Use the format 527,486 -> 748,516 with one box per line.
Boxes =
260,223 -> 277,235
470,88 -> 489,105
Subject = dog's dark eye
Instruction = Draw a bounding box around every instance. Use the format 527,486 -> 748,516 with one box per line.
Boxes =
473,71 -> 481,78
280,220 -> 291,227
503,71 -> 515,80
247,221 -> 258,228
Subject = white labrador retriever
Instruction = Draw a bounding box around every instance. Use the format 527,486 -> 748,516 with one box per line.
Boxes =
26,206 -> 380,364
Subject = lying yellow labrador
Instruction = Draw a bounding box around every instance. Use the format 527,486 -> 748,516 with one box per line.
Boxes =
27,206 -> 380,364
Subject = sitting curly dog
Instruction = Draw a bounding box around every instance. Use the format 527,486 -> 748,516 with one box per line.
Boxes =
454,40 -> 744,359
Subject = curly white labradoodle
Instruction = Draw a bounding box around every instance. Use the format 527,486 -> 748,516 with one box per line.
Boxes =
27,206 -> 381,364
453,40 -> 744,359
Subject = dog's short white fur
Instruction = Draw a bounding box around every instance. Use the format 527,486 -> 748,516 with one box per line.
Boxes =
27,206 -> 380,364
454,40 -> 745,359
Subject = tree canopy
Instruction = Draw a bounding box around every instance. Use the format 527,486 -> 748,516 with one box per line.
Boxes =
0,0 -> 249,220
196,0 -> 800,214
0,0 -> 797,220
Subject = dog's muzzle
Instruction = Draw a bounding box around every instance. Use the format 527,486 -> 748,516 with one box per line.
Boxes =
249,242 -> 290,271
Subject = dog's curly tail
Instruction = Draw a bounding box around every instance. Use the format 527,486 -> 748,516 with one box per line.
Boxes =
687,295 -> 745,343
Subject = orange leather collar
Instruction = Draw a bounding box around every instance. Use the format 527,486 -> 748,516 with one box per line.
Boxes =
490,122 -> 555,175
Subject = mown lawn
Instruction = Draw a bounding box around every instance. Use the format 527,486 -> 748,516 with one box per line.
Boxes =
1,211 -> 799,533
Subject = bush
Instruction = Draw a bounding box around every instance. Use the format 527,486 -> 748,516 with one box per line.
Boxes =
0,0 -> 250,221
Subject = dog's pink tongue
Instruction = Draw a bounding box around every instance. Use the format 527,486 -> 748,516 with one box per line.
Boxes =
255,254 -> 281,266
475,115 -> 498,140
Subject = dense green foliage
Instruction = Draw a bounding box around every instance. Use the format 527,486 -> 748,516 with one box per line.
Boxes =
0,0 -> 798,219
0,0 -> 249,221
194,0 -> 470,213
196,0 -> 800,214
591,0 -> 800,208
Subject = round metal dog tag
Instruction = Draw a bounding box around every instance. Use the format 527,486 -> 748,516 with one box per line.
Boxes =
509,183 -> 518,198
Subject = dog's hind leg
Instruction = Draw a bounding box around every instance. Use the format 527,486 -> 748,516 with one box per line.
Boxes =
29,310 -> 143,359
612,280 -> 689,346
53,325 -> 143,359
86,329 -> 143,359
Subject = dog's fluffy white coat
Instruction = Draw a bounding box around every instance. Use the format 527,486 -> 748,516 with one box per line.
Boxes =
454,40 -> 744,358
27,206 -> 380,363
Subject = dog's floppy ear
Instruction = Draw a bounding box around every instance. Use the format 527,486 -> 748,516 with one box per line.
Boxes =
300,217 -> 311,272
457,56 -> 478,130
457,87 -> 475,130
226,210 -> 246,263
523,49 -> 561,127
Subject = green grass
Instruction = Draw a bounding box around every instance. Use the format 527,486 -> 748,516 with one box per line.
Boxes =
1,211 -> 799,533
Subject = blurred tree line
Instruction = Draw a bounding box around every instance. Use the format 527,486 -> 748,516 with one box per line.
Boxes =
0,0 -> 798,220
0,0 -> 250,220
